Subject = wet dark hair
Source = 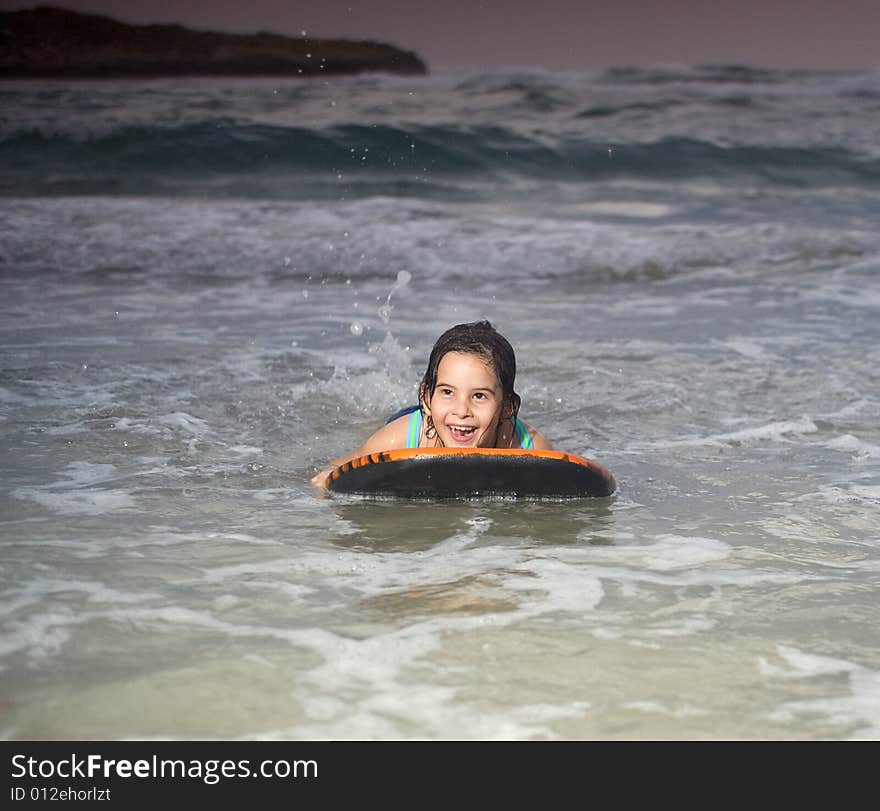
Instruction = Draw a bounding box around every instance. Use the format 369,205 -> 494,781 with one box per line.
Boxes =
419,320 -> 521,420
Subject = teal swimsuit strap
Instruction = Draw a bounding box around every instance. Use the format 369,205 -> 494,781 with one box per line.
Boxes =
406,409 -> 423,448
513,416 -> 534,449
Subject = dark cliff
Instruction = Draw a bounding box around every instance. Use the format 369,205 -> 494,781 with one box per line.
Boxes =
0,6 -> 428,78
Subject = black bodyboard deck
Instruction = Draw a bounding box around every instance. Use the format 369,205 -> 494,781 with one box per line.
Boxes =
326,447 -> 617,499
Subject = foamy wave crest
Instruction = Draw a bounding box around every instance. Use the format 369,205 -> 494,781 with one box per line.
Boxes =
4,123 -> 880,198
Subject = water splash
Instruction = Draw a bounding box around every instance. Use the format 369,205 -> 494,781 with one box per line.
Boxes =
378,270 -> 412,325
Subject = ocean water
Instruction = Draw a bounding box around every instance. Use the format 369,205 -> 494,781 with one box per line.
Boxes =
1,66 -> 879,740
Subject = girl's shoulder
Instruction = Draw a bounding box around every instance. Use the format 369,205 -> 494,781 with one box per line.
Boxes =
516,418 -> 553,451
357,411 -> 416,455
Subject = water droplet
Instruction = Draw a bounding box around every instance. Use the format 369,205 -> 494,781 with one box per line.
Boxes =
350,322 -> 364,336
396,270 -> 412,286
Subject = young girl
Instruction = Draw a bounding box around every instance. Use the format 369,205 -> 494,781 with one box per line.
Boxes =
311,320 -> 551,487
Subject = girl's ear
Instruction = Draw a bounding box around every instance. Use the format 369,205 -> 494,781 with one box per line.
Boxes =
500,400 -> 515,420
419,384 -> 431,412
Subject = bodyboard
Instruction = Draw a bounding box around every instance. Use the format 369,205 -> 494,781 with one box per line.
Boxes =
325,447 -> 617,499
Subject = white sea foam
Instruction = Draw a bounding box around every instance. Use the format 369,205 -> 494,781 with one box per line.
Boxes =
0,577 -> 157,659
622,700 -> 709,718
575,201 -> 674,219
711,417 -> 820,445
13,487 -> 135,515
0,577 -> 156,616
759,644 -> 860,679
823,399 -> 876,421
229,444 -> 263,456
173,529 -> 283,547
815,483 -> 880,505
0,386 -> 30,404
174,534 -> 744,738
564,534 -> 731,571
44,421 -> 89,436
761,646 -> 880,740
720,337 -> 774,360
12,462 -> 136,515
238,533 -> 776,737
262,616 -> 593,740
826,434 -> 880,459
0,609 -> 75,659
644,416 -> 820,449
105,417 -> 161,435
199,559 -> 312,584
157,412 -> 211,435
35,462 -> 119,488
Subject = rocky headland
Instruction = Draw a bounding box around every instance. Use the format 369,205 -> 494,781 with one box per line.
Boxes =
0,6 -> 428,78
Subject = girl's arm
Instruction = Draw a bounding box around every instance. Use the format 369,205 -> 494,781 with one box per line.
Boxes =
310,416 -> 411,488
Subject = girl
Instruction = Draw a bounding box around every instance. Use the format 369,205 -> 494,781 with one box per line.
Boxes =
311,320 -> 551,487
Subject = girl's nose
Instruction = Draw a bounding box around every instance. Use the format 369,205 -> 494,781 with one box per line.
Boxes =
453,395 -> 471,416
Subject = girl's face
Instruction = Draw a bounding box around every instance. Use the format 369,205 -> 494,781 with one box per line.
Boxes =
425,351 -> 509,448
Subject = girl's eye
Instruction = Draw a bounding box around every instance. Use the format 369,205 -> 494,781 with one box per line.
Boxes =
441,388 -> 453,396
473,392 -> 486,400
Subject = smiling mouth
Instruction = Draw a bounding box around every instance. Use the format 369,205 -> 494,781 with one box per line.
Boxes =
448,424 -> 477,442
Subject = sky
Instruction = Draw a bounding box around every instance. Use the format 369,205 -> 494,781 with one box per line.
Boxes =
4,1 -> 879,71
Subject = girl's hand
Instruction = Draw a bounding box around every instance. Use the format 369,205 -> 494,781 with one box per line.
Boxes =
310,468 -> 332,488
